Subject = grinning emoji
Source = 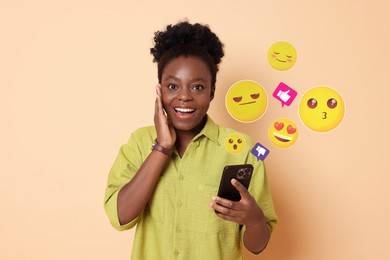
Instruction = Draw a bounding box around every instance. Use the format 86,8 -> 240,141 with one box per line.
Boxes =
225,133 -> 246,154
268,118 -> 298,148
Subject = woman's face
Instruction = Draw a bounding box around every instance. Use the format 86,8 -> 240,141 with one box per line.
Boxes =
160,55 -> 214,133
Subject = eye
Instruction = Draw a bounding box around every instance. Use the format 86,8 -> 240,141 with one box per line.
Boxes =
233,96 -> 242,102
237,139 -> 242,144
274,52 -> 280,55
327,98 -> 337,109
250,93 -> 260,99
229,139 -> 233,144
168,84 -> 178,90
286,55 -> 292,58
191,84 -> 204,91
307,98 -> 317,109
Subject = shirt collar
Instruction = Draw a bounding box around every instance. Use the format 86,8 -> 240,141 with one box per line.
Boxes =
193,115 -> 220,145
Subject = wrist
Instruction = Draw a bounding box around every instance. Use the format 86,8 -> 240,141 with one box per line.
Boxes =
155,138 -> 174,149
152,139 -> 173,156
247,211 -> 268,229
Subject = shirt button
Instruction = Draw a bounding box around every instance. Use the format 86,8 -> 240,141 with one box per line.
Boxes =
176,227 -> 181,233
179,175 -> 184,181
177,201 -> 182,207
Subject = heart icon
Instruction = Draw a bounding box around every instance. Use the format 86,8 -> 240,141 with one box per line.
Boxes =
274,122 -> 284,131
287,125 -> 296,134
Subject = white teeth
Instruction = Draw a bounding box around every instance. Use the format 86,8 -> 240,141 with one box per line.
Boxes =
175,108 -> 195,113
273,132 -> 292,141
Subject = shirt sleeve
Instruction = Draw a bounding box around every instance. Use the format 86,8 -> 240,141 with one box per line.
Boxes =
249,160 -> 278,232
250,162 -> 278,232
103,130 -> 147,231
240,142 -> 278,254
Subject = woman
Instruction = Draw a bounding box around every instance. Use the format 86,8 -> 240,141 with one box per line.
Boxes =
104,21 -> 277,259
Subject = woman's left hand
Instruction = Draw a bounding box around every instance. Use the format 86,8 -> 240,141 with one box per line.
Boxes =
209,179 -> 266,228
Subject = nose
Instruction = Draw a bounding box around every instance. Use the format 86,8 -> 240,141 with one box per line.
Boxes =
178,86 -> 193,101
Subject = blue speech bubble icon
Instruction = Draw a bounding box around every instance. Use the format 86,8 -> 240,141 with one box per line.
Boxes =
251,143 -> 270,161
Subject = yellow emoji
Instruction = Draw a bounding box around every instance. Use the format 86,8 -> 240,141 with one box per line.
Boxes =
225,133 -> 246,154
267,41 -> 297,71
299,86 -> 345,132
225,80 -> 268,123
268,118 -> 298,148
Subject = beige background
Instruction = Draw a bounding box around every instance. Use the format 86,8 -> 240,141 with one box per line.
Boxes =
1,0 -> 389,259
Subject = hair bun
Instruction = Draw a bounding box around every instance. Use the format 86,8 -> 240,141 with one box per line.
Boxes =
151,21 -> 224,65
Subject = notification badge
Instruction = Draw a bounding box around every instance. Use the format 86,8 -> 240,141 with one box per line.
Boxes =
272,82 -> 298,107
251,143 -> 270,161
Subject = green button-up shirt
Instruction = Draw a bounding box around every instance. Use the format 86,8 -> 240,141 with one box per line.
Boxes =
104,116 -> 278,259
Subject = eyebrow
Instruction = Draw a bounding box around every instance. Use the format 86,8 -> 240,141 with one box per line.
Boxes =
164,75 -> 209,83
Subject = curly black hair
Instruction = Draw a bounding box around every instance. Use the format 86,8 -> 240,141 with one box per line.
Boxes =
150,21 -> 224,89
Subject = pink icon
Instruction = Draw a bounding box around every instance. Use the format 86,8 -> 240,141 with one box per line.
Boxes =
272,82 -> 298,107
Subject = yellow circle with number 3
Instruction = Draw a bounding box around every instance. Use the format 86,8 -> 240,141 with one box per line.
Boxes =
299,86 -> 345,132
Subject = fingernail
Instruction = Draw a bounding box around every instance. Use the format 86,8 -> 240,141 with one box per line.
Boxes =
209,203 -> 213,207
211,196 -> 216,201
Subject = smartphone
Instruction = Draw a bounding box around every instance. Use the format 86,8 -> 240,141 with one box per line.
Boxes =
217,164 -> 253,201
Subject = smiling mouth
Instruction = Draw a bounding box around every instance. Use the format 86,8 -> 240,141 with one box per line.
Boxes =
174,107 -> 195,117
239,101 -> 256,106
175,107 -> 195,113
273,132 -> 292,142
276,59 -> 286,63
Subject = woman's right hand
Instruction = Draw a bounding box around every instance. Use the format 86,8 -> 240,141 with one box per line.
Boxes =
154,84 -> 176,149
